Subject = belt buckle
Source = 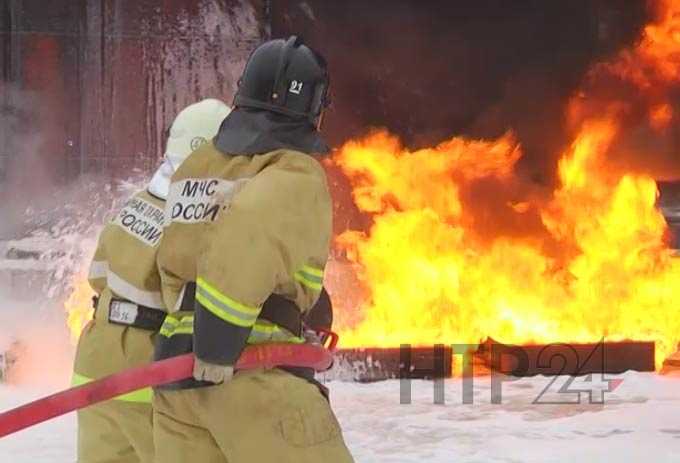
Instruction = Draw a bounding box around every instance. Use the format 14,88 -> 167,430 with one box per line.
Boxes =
109,301 -> 139,326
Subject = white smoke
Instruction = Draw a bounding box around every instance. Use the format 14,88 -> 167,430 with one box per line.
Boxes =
0,175 -> 146,386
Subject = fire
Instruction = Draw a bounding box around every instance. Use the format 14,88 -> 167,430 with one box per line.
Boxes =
332,0 -> 680,368
603,0 -> 680,89
64,271 -> 95,344
335,130 -> 520,221
649,103 -> 673,131
334,123 -> 680,366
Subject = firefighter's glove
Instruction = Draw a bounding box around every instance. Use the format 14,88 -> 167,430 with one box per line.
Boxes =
193,358 -> 234,384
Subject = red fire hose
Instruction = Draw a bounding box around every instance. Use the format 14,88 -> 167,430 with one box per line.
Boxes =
0,339 -> 337,438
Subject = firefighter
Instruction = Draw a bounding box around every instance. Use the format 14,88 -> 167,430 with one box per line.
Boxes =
153,36 -> 354,462
73,98 -> 231,463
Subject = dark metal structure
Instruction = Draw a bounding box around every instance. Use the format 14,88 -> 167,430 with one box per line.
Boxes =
477,339 -> 656,376
333,341 -> 656,382
0,0 -> 267,185
334,346 -> 453,383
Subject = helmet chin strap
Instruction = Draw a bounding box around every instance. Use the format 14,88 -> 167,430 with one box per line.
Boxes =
315,110 -> 325,131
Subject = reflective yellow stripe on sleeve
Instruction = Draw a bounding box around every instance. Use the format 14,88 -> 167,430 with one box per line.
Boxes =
159,314 -> 194,337
159,314 -> 304,345
247,319 -> 306,345
72,373 -> 152,403
294,264 -> 324,291
195,277 -> 260,328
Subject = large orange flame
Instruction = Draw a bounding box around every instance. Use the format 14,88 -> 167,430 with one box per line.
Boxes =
602,0 -> 680,89
332,1 -> 680,368
64,270 -> 95,344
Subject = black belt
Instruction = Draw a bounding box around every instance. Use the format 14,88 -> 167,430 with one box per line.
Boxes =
93,296 -> 166,331
180,283 -> 303,337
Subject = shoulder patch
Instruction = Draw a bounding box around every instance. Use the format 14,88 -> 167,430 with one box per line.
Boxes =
165,178 -> 249,225
113,197 -> 165,246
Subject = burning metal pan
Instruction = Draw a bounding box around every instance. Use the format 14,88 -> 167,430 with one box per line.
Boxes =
476,338 -> 655,376
331,340 -> 655,382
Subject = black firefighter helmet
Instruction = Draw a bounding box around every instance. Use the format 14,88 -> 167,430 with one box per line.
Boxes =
233,36 -> 330,125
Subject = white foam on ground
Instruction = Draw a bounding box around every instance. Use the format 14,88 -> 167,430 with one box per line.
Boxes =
2,372 -> 680,462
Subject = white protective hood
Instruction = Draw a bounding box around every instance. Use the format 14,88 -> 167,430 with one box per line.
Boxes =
148,98 -> 232,199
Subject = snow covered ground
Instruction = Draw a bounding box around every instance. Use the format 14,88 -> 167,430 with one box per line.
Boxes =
2,371 -> 680,462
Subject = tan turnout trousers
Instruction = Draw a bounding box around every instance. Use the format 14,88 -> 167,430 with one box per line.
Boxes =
153,369 -> 353,463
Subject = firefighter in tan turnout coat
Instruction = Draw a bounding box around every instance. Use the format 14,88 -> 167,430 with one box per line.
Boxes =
153,36 -> 354,462
73,99 -> 231,463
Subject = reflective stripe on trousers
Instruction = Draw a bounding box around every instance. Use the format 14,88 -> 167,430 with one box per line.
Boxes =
159,313 -> 305,345
72,373 -> 153,403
